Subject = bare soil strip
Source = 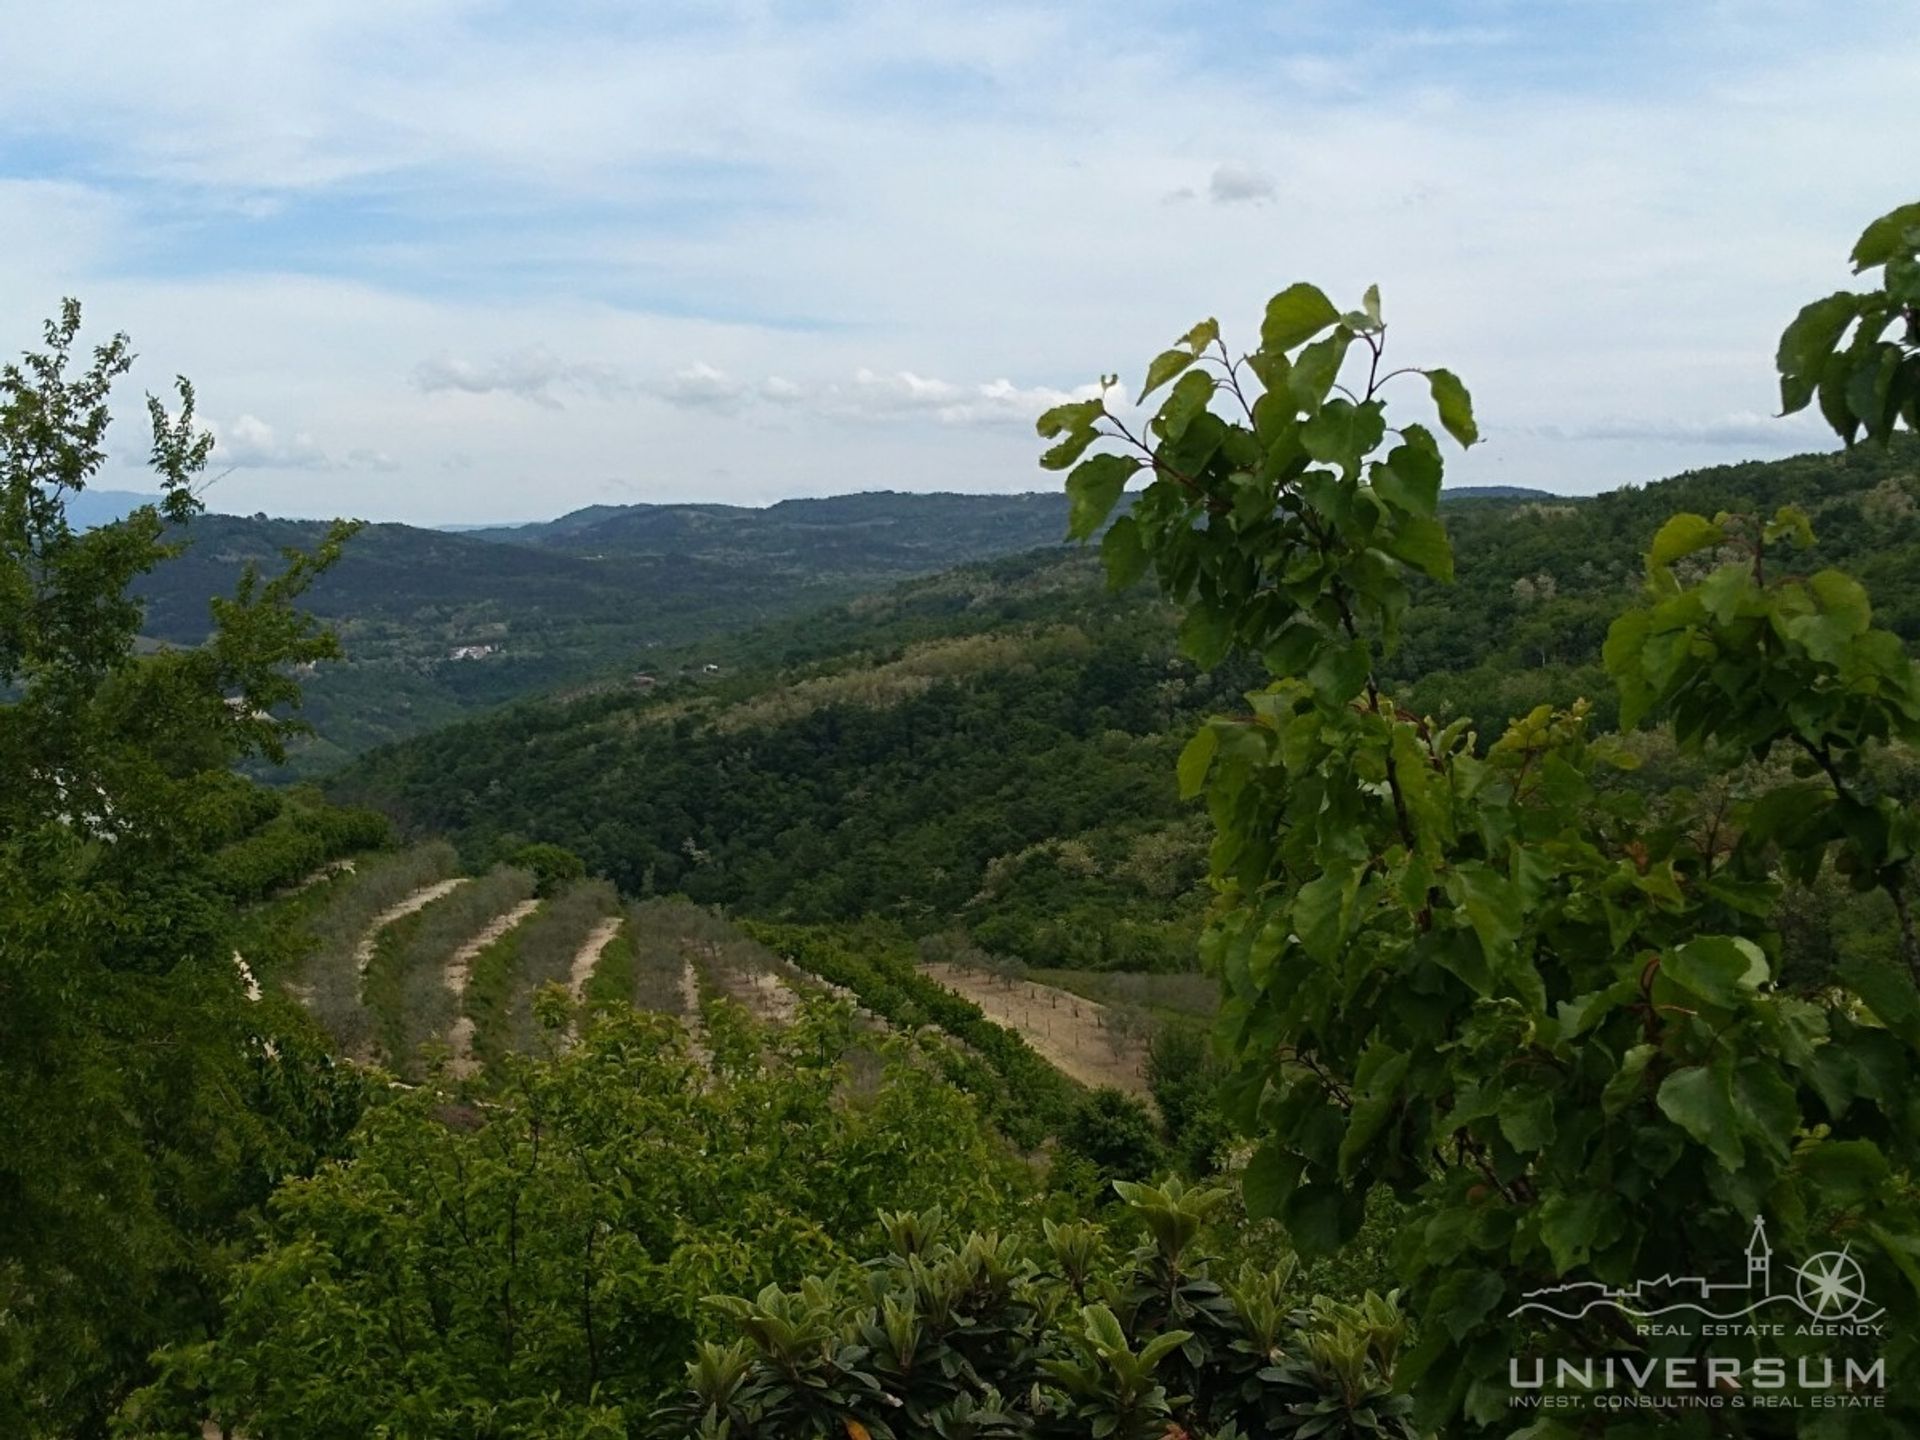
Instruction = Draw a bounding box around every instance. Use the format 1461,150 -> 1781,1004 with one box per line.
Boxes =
678,958 -> 711,1069
442,898 -> 542,1076
353,878 -> 468,975
568,917 -> 623,1002
278,856 -> 357,898
919,962 -> 1151,1096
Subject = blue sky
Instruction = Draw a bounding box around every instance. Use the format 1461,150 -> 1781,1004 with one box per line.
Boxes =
0,0 -> 1912,522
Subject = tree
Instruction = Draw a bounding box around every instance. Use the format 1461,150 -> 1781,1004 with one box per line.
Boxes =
0,303 -> 360,1436
1043,204 -> 1920,1433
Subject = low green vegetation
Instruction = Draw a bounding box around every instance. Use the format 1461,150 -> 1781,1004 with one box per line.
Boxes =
749,921 -> 1083,1147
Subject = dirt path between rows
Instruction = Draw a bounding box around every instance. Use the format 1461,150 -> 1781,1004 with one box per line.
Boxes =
919,963 -> 1150,1096
568,917 -> 623,1002
442,898 -> 541,1077
353,878 -> 468,975
678,958 -> 711,1068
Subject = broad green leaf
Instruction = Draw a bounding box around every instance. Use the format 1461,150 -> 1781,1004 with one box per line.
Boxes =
1731,1059 -> 1797,1163
1425,368 -> 1479,447
1657,1064 -> 1743,1170
1038,426 -> 1099,471
1362,283 -> 1382,325
1180,317 -> 1221,353
1498,1087 -> 1555,1152
1036,397 -> 1103,438
1260,283 -> 1340,352
1099,514 -> 1149,590
1798,1139 -> 1888,1205
1776,292 -> 1860,412
1293,866 -> 1358,962
1850,202 -> 1920,270
1385,513 -> 1454,582
1372,427 -> 1443,517
1784,569 -> 1871,663
1538,1190 -> 1615,1271
1300,398 -> 1386,479
1242,1142 -> 1302,1221
1648,512 -> 1724,569
1661,935 -> 1768,1008
1140,346 -> 1197,401
1176,725 -> 1219,800
1064,453 -> 1139,540
1179,602 -> 1233,667
1428,1269 -> 1505,1342
1444,862 -> 1521,966
1155,368 -> 1215,442
1306,637 -> 1371,704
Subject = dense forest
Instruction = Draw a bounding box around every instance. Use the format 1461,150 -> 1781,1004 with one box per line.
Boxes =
132,492 -> 1086,772
333,438 -> 1920,973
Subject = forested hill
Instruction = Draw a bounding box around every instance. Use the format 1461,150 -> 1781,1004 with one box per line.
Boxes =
131,491 -> 1084,772
331,438 -> 1920,971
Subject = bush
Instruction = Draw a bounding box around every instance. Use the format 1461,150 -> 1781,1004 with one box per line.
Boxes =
654,1178 -> 1413,1440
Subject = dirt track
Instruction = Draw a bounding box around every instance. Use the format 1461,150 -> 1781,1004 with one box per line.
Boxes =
441,898 -> 540,1076
919,963 -> 1150,1096
353,878 -> 469,974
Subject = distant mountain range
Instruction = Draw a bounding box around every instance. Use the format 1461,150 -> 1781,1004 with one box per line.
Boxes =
97,475 -> 1626,776
131,491 -> 1082,774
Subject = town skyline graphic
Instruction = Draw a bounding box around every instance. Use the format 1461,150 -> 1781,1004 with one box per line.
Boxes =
1510,1217 -> 1882,1325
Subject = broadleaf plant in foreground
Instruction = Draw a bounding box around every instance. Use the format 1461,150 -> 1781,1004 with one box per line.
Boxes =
1044,202 -> 1920,1434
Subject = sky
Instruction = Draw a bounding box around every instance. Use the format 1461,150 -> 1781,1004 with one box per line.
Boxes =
1,0 -> 1912,525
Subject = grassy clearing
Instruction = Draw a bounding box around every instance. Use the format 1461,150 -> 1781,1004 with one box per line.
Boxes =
466,879 -> 619,1067
1028,968 -> 1218,1030
363,866 -> 537,1074
582,920 -> 635,1011
298,842 -> 462,1052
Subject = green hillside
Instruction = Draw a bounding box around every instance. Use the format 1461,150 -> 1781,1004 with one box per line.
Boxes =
331,439 -> 1920,971
133,492 -> 1083,772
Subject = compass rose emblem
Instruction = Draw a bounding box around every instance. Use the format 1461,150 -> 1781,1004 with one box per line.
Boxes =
1794,1249 -> 1870,1320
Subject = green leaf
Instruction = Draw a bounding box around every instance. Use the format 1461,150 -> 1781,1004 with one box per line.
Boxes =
1099,514 -> 1149,590
1306,637 -> 1371,705
1362,283 -> 1382,326
1176,725 -> 1219,800
1425,368 -> 1478,447
1785,569 -> 1871,663
1301,398 -> 1386,479
1140,347 -> 1198,402
1242,1142 -> 1302,1221
1039,426 -> 1100,471
1648,512 -> 1724,569
1372,427 -> 1443,517
1260,283 -> 1340,352
1657,1065 -> 1743,1170
1428,1270 -> 1505,1342
1776,292 -> 1861,412
1661,936 -> 1768,1009
1850,202 -> 1920,270
1064,454 -> 1139,540
1180,317 -> 1221,354
1798,1139 -> 1888,1205
1385,513 -> 1454,582
1498,1087 -> 1555,1152
1294,866 -> 1358,963
1444,862 -> 1522,967
1179,602 -> 1233,667
1538,1190 -> 1614,1272
1155,368 -> 1216,442
1036,397 -> 1103,438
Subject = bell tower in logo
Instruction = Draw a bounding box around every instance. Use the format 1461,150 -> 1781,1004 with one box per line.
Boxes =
1746,1215 -> 1772,1295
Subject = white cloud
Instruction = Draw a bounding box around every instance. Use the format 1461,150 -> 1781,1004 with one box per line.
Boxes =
652,361 -> 748,411
9,2 -> 1914,519
210,414 -> 330,470
413,348 -> 630,408
1208,163 -> 1277,205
